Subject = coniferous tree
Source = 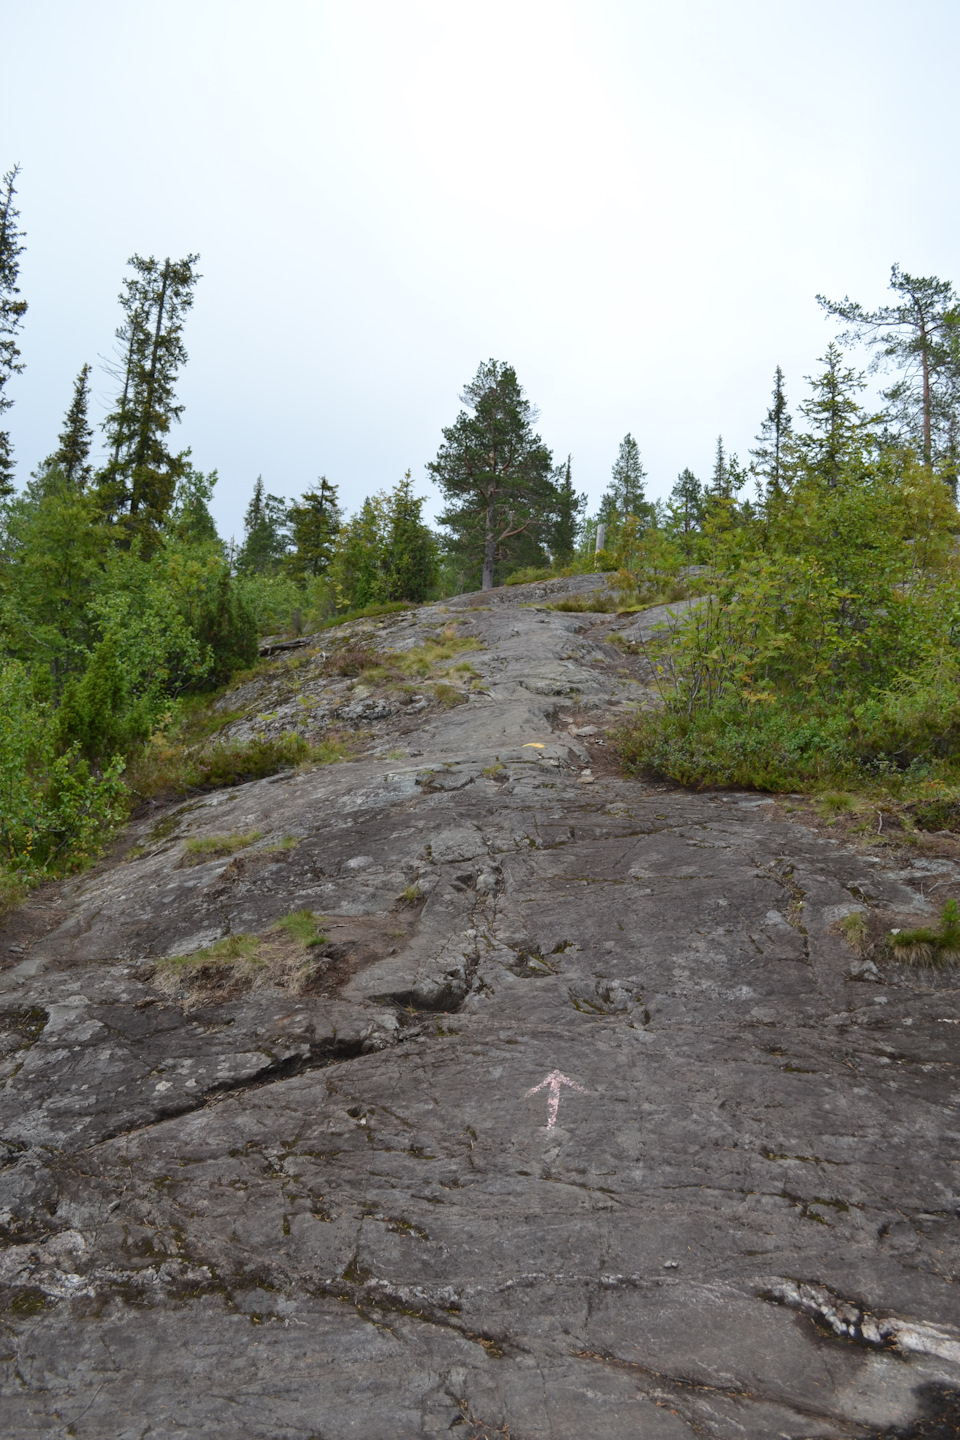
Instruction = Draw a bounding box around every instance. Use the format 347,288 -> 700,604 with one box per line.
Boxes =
289,476 -> 341,577
667,468 -> 704,533
709,436 -> 729,497
598,433 -> 650,533
818,265 -> 957,467
429,360 -> 555,591
235,476 -> 291,573
384,471 -> 437,602
53,363 -> 94,489
750,366 -> 792,500
0,165 -> 27,495
98,253 -> 201,545
551,454 -> 584,562
330,497 -> 387,610
168,460 -> 220,546
796,344 -> 872,487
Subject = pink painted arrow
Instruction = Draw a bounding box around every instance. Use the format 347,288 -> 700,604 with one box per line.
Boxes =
524,1069 -> 588,1130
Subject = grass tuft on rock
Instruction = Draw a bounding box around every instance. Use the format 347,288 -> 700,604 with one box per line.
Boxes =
888,899 -> 960,968
273,909 -> 327,947
183,829 -> 263,861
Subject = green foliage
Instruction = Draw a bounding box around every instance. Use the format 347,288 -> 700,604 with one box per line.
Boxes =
51,364 -> 94,490
594,434 -> 653,545
430,359 -> 557,590
551,455 -> 584,562
329,495 -> 387,610
619,426 -> 960,795
97,252 -> 201,550
383,471 -> 438,602
288,477 -> 340,578
328,475 -> 438,611
0,660 -> 127,879
0,165 -> 27,494
0,476 -> 109,674
235,475 -> 291,574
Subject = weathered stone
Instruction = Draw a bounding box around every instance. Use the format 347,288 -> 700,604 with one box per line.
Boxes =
1,574 -> 958,1437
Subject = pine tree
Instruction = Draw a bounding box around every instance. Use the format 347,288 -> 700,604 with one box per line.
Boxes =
289,476 -> 341,577
750,366 -> 792,500
551,454 -> 583,562
235,476 -> 291,573
818,265 -> 957,467
53,364 -> 94,489
384,471 -> 437,602
429,360 -> 555,591
98,253 -> 201,545
0,165 -> 27,495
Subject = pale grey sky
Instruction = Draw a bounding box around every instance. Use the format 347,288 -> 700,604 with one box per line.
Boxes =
5,0 -> 959,537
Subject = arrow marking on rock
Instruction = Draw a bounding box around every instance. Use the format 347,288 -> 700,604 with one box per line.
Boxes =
524,1069 -> 588,1130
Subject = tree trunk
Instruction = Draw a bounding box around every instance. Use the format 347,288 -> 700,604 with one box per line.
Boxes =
482,503 -> 496,590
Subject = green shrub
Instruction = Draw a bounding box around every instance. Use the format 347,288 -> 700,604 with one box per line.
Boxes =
618,458 -> 960,797
0,660 -> 127,880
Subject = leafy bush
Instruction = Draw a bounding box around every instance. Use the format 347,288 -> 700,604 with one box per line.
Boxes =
618,454 -> 960,797
0,660 -> 127,883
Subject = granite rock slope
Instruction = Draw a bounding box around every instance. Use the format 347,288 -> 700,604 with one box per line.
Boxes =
2,576 -> 960,1439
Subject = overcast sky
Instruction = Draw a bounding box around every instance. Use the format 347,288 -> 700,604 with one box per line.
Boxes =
5,0 -> 960,537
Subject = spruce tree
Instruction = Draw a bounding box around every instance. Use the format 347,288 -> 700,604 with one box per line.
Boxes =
0,165 -> 27,495
750,366 -> 792,500
289,476 -> 341,577
551,455 -> 583,562
598,434 -> 649,531
429,360 -> 555,591
818,265 -> 957,467
797,344 -> 872,487
384,472 -> 437,602
98,253 -> 200,545
54,364 -> 94,489
235,476 -> 291,573
709,436 -> 729,497
330,497 -> 387,610
667,468 -> 704,533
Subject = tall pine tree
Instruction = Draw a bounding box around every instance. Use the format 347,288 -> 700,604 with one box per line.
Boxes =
0,164 -> 27,495
429,360 -> 555,591
818,264 -> 956,467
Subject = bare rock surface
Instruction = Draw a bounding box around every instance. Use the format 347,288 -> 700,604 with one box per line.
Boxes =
2,575 -> 960,1438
